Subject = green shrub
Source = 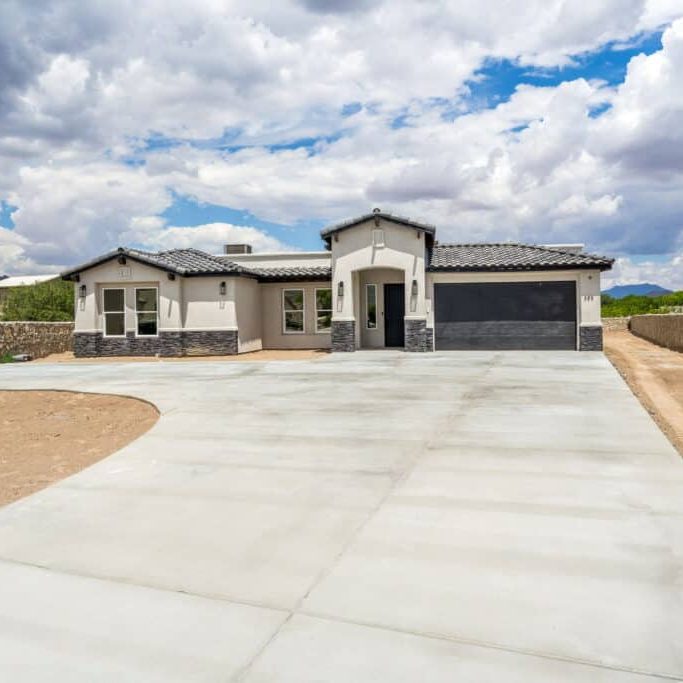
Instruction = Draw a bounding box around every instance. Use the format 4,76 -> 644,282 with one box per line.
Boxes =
1,279 -> 73,322
602,291 -> 683,317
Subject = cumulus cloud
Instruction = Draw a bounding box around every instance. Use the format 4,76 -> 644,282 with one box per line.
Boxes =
0,0 -> 682,289
125,222 -> 292,255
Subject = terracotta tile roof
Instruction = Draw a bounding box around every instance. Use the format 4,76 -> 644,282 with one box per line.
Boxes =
428,243 -> 614,272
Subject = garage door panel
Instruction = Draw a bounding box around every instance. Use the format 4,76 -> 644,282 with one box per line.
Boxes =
435,321 -> 577,350
434,282 -> 577,351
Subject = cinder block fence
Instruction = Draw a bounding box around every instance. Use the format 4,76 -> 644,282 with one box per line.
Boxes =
630,314 -> 683,353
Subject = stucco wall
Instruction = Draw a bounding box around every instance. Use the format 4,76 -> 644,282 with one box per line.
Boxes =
630,314 -> 683,352
181,276 -> 237,330
73,259 -> 182,334
260,281 -> 332,349
331,218 -> 427,323
0,322 -> 74,358
235,277 -> 263,353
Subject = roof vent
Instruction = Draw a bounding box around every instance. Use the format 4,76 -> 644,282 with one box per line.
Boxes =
223,244 -> 252,255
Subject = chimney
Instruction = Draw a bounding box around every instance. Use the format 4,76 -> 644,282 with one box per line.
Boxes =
223,244 -> 252,255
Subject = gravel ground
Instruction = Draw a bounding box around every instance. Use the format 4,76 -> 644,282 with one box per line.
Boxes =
0,390 -> 158,506
604,329 -> 683,457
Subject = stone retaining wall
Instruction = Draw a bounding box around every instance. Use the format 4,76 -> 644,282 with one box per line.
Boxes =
0,322 -> 74,359
602,317 -> 630,332
630,314 -> 683,353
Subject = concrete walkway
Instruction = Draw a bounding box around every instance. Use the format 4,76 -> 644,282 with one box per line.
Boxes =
0,351 -> 681,681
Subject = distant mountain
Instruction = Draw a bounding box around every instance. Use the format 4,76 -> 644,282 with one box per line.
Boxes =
603,283 -> 673,299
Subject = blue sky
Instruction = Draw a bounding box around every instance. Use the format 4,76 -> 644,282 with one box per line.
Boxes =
0,1 -> 682,286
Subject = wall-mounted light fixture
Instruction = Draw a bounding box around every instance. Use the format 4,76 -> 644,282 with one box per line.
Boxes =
79,284 -> 86,298
167,272 -> 176,281
117,254 -> 127,265
337,281 -> 344,298
219,281 -> 227,296
411,279 -> 418,296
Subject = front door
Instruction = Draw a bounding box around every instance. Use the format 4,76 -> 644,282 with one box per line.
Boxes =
384,283 -> 405,347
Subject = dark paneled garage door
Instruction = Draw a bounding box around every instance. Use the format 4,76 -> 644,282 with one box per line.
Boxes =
434,281 -> 577,350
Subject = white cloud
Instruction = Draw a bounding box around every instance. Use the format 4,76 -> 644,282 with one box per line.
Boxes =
125,222 -> 292,254
0,0 -> 682,288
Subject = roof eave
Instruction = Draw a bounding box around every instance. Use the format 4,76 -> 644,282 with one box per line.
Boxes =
427,262 -> 614,273
320,212 -> 436,239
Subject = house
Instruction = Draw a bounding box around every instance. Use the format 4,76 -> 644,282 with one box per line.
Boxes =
0,274 -> 60,312
61,209 -> 613,357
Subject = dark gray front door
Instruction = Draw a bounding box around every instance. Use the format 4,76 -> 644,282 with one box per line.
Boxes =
434,281 -> 577,350
384,283 -> 405,347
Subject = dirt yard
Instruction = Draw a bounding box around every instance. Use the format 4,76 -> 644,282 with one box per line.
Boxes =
0,391 -> 158,506
605,330 -> 683,457
36,349 -> 328,363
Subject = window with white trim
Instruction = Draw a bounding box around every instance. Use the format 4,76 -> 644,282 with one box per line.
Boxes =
283,289 -> 304,333
135,287 -> 158,336
315,288 -> 332,333
366,284 -> 377,329
372,229 -> 385,247
103,288 -> 125,337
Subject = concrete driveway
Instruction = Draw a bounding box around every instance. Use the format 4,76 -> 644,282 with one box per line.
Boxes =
0,351 -> 682,682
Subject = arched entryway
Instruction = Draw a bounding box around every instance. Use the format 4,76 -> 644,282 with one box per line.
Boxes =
355,267 -> 406,349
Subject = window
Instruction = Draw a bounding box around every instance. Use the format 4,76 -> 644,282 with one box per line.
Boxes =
366,284 -> 377,329
103,288 -> 125,337
135,287 -> 158,336
372,229 -> 385,247
315,288 -> 332,333
283,289 -> 304,333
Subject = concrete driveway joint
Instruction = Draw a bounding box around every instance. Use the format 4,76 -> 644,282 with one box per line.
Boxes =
0,351 -> 681,681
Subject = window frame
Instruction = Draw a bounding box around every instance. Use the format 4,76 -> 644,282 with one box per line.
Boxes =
366,283 -> 378,329
102,287 -> 126,338
282,288 -> 305,335
314,287 -> 332,334
372,229 -> 385,248
134,286 -> 159,338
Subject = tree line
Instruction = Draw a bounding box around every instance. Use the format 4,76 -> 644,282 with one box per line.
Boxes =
602,291 -> 683,317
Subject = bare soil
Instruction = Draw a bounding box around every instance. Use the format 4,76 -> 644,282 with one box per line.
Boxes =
0,391 -> 158,506
604,330 -> 683,457
36,349 -> 328,363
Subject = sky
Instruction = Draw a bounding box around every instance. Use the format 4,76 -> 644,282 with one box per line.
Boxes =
1,1 -> 683,289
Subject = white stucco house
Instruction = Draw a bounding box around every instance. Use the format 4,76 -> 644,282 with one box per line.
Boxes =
62,209 -> 613,357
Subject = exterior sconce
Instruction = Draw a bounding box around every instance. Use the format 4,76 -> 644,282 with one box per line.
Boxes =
411,279 -> 418,296
79,284 -> 86,298
167,272 -> 175,281
117,254 -> 127,265
337,281 -> 344,298
219,281 -> 227,296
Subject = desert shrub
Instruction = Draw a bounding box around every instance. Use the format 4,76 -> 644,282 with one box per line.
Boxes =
601,291 -> 683,317
1,279 -> 73,321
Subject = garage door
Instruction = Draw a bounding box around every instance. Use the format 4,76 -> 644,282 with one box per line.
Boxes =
434,281 -> 577,350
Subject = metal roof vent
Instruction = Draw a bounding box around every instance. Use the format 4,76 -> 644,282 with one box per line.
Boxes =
223,244 -> 252,255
